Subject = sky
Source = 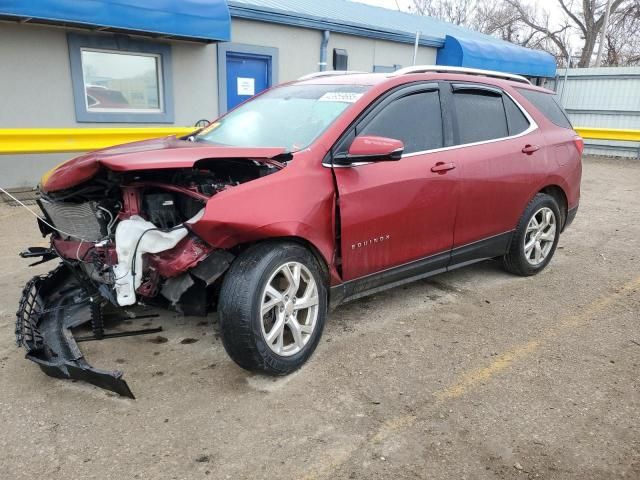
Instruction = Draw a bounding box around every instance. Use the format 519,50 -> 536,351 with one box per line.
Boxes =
352,0 -> 418,9
353,0 -> 561,14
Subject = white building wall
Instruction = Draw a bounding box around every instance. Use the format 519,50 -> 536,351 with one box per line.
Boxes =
0,22 -> 218,129
0,23 -> 76,128
328,32 -> 436,72
0,22 -> 219,187
231,20 -> 438,81
0,19 -> 439,187
231,19 -> 322,81
171,42 -> 219,125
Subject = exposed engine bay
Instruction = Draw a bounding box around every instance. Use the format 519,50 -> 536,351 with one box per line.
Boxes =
15,157 -> 281,398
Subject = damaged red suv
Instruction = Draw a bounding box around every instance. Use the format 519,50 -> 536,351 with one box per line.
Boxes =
16,67 -> 582,397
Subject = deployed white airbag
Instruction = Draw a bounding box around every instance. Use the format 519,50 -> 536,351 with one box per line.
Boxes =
113,216 -> 188,306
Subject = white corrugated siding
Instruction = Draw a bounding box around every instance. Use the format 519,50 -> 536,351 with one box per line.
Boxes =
551,67 -> 640,158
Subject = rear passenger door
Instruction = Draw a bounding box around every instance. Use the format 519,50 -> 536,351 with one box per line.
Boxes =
446,83 -> 547,261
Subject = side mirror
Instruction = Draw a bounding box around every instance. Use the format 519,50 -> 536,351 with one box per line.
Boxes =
335,136 -> 404,165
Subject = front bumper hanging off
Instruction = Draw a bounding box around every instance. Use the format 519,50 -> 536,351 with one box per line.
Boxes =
15,265 -> 156,399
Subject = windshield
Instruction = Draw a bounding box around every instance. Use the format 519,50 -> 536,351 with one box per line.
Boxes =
196,84 -> 370,152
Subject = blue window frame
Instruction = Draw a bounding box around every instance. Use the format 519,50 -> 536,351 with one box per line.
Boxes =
68,33 -> 174,123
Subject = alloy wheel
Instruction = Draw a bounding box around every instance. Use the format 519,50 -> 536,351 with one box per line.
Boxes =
523,207 -> 557,266
260,262 -> 319,356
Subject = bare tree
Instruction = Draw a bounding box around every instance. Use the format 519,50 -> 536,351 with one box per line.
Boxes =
505,0 -> 632,67
407,0 -> 477,26
406,0 -> 528,42
604,0 -> 640,65
406,0 -> 572,64
403,0 -> 640,67
473,3 -> 521,42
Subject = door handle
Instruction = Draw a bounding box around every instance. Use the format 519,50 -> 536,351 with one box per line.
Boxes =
522,144 -> 540,155
431,162 -> 456,173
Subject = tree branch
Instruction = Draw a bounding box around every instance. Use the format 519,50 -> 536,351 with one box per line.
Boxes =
558,0 -> 587,35
506,0 -> 571,58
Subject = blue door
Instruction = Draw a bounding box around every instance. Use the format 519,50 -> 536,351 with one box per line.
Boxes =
226,52 -> 271,110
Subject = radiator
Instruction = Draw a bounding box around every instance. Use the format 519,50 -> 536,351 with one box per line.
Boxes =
39,199 -> 104,242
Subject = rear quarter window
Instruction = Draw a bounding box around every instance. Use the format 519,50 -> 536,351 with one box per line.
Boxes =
503,95 -> 530,136
517,88 -> 572,129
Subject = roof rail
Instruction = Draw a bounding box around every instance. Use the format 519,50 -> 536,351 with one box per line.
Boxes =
391,65 -> 531,85
298,70 -> 368,81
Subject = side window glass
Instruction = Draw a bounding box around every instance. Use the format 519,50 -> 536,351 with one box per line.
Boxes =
516,88 -> 573,129
358,90 -> 443,154
503,95 -> 530,136
453,89 -> 508,144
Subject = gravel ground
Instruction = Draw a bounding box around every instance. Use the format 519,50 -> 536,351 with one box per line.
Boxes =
0,155 -> 638,480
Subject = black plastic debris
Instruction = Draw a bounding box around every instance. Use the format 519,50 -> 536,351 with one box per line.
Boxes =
15,265 -> 159,399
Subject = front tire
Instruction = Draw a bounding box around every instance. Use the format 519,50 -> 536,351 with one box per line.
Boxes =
218,242 -> 327,375
502,193 -> 561,276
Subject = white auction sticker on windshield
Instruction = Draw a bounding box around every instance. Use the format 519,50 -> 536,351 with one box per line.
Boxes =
318,92 -> 363,103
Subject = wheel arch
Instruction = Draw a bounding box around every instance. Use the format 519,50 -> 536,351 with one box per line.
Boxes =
538,184 -> 568,229
209,235 -> 335,313
233,236 -> 332,285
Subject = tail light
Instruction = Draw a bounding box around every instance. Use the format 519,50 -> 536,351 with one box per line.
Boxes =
573,136 -> 584,156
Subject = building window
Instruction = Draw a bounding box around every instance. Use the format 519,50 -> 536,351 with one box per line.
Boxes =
81,50 -> 162,113
68,34 -> 174,123
373,65 -> 402,73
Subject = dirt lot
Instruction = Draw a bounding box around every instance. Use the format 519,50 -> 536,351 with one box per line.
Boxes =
0,155 -> 638,480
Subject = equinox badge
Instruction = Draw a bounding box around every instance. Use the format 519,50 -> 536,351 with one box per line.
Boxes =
352,234 -> 391,250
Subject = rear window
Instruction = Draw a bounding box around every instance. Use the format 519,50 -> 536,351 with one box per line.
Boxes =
517,88 -> 572,129
453,89 -> 508,144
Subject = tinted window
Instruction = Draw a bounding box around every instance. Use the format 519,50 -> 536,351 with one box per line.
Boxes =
503,95 -> 530,136
359,91 -> 443,153
517,88 -> 572,129
453,90 -> 508,144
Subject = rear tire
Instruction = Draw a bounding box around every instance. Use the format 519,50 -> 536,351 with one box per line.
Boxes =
218,242 -> 327,375
502,193 -> 561,276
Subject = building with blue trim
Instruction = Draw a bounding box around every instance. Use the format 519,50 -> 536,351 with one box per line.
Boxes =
0,0 -> 556,187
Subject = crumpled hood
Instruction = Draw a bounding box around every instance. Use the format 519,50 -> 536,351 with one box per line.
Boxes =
41,136 -> 287,193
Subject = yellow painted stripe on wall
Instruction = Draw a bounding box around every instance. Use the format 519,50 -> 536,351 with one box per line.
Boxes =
0,126 -> 637,155
0,127 -> 194,154
574,127 -> 640,142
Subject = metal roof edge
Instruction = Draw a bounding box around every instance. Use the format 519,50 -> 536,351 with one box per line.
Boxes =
556,66 -> 640,79
0,0 -> 231,42
228,4 -> 444,48
0,14 -> 220,42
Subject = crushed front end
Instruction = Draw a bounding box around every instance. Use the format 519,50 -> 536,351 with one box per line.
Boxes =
16,147 -> 283,397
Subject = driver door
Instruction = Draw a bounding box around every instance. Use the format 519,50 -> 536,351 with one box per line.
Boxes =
331,84 -> 459,282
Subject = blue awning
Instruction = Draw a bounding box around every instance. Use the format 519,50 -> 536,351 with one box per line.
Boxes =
436,35 -> 556,78
0,0 -> 231,42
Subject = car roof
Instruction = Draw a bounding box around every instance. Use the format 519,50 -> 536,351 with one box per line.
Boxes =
295,72 -> 387,86
294,70 -> 553,94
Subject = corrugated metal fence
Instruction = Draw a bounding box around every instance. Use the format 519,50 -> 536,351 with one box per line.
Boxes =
550,67 -> 640,158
